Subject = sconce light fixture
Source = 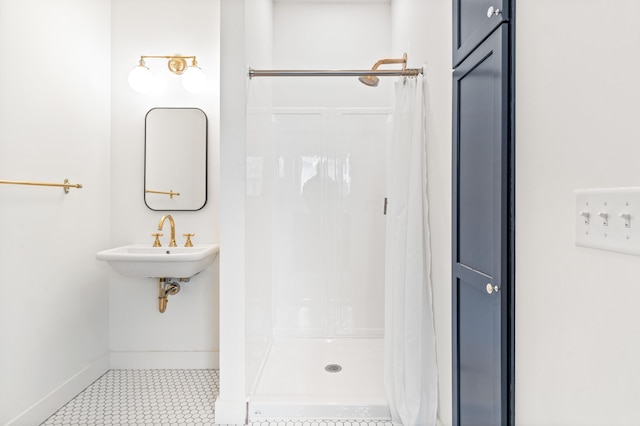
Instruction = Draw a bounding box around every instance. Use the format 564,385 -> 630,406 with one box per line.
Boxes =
128,55 -> 206,94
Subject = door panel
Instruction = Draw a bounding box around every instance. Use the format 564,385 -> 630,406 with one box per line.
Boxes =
457,274 -> 501,425
452,24 -> 512,425
457,56 -> 495,274
453,0 -> 509,67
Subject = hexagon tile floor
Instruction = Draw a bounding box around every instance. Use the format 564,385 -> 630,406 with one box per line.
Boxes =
40,369 -> 393,426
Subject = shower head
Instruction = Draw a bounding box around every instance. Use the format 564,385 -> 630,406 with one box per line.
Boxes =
358,53 -> 409,87
358,75 -> 379,87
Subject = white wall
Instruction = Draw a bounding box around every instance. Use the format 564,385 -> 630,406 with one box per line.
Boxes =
245,0 -> 275,394
516,1 -> 640,424
109,0 -> 220,369
0,1 -> 111,424
272,1 -> 392,108
216,0 -> 247,423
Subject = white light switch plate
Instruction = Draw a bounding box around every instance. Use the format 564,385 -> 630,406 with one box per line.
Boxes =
575,187 -> 640,255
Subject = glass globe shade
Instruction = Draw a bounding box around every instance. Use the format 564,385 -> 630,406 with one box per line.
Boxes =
181,66 -> 206,94
128,65 -> 155,93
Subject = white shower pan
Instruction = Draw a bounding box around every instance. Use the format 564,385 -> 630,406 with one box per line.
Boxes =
248,337 -> 390,420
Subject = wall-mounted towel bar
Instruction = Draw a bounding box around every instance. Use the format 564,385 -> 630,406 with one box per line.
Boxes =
0,178 -> 83,194
145,189 -> 180,199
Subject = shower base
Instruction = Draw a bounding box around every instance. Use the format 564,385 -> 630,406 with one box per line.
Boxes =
248,337 -> 390,420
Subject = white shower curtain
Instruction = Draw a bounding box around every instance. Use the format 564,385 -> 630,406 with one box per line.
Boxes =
384,75 -> 438,426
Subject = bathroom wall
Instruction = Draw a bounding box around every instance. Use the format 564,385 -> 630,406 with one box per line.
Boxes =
109,0 -> 220,368
272,1 -> 392,108
515,1 -> 640,424
216,1 -> 247,422
0,1 -> 112,424
245,0 -> 275,393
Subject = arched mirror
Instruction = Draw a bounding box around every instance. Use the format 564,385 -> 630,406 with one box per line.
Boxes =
145,107 -> 207,211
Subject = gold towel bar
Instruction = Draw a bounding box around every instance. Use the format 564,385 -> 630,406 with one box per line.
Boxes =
145,189 -> 180,199
0,178 -> 83,194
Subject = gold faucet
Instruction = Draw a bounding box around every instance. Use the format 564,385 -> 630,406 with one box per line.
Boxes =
157,214 -> 177,247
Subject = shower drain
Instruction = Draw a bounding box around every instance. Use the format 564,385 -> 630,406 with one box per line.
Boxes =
324,364 -> 342,373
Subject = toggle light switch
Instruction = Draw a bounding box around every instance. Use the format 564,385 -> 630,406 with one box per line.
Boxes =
580,211 -> 590,224
620,212 -> 631,228
598,211 -> 609,226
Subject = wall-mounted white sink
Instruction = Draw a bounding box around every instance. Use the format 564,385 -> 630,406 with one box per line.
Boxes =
96,244 -> 219,279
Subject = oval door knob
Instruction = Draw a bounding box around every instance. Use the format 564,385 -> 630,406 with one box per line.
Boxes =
486,283 -> 500,294
487,6 -> 501,17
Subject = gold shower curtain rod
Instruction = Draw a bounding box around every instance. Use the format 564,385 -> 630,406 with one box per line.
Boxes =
0,178 -> 83,194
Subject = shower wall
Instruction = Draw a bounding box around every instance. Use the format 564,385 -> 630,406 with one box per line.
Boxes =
249,106 -> 390,339
245,0 -> 394,392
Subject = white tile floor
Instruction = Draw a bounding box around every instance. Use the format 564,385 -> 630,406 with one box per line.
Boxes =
40,369 -> 393,426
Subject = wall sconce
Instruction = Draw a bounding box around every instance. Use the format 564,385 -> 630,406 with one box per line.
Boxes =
128,55 -> 206,94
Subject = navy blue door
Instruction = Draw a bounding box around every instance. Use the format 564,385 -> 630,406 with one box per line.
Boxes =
452,24 -> 513,426
453,0 -> 509,66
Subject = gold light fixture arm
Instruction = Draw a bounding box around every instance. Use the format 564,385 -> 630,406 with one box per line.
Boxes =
138,55 -> 198,75
0,178 -> 83,194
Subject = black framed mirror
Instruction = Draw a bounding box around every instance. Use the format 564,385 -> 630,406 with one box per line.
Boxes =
144,107 -> 207,211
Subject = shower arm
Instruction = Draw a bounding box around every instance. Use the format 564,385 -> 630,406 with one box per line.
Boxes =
370,53 -> 408,72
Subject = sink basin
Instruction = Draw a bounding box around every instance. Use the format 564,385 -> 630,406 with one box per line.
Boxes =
96,244 -> 219,278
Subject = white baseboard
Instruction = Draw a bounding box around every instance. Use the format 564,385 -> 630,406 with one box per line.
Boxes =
214,398 -> 247,425
6,353 -> 110,426
110,350 -> 219,369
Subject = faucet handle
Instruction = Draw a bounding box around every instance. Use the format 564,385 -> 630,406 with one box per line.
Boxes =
183,233 -> 195,247
151,233 -> 163,247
